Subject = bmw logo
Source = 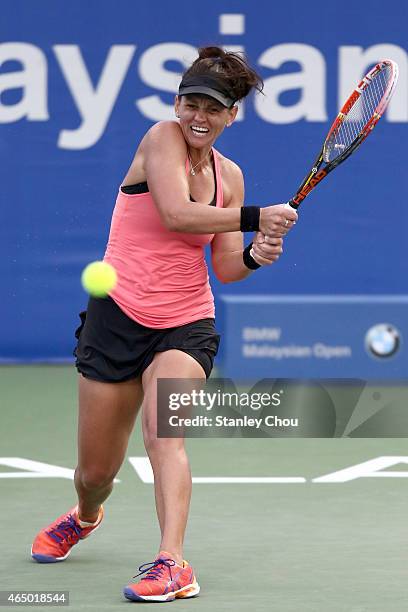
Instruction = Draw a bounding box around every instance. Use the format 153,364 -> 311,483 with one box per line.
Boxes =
365,323 -> 401,359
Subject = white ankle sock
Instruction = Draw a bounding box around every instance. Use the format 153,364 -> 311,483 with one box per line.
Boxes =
75,506 -> 100,527
78,516 -> 98,528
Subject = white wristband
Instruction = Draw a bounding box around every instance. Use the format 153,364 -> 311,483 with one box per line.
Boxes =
249,247 -> 264,266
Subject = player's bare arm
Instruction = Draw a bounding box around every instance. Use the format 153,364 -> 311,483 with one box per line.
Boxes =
211,157 -> 290,282
141,122 -> 296,235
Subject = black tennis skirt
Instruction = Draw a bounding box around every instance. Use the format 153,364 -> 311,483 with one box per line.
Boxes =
73,296 -> 220,382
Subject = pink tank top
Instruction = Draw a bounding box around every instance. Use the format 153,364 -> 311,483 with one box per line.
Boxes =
103,148 -> 223,328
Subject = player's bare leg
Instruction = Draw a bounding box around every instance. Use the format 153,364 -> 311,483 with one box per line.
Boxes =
31,375 -> 143,563
75,375 -> 144,520
141,349 -> 205,564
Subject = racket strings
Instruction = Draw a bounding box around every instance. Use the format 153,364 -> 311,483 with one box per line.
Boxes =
324,64 -> 392,162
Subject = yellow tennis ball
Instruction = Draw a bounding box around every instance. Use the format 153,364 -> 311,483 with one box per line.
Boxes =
81,261 -> 117,297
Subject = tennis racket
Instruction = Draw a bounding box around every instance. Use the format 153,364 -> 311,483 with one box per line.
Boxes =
284,59 -> 399,212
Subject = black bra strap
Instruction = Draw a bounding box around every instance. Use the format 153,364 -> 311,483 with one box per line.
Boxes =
121,181 -> 149,194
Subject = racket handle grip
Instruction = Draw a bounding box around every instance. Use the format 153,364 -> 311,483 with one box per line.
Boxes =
284,200 -> 299,211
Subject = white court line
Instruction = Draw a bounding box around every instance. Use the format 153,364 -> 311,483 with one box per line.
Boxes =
128,457 -> 305,484
0,457 -> 120,482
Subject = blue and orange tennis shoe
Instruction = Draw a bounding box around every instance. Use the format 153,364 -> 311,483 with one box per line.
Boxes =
123,551 -> 200,602
31,505 -> 103,563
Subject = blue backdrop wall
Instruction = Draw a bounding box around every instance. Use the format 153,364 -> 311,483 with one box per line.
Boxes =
1,0 -> 407,376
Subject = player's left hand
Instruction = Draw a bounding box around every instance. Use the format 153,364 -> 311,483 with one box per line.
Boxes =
250,233 -> 283,266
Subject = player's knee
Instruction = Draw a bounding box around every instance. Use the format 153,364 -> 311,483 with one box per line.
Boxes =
76,466 -> 116,491
144,434 -> 185,457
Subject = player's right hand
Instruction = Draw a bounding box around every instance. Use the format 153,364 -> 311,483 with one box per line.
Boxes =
259,204 -> 298,237
251,234 -> 283,266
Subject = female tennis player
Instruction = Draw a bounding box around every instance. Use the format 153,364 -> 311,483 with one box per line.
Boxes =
31,46 -> 297,602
